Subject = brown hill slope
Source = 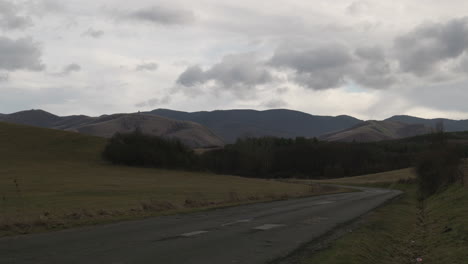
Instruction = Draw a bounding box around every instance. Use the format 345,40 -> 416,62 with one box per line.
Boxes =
0,110 -> 224,148
68,113 -> 224,148
320,120 -> 431,142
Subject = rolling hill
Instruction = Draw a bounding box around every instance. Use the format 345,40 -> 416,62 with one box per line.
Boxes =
68,113 -> 224,148
320,120 -> 431,142
386,115 -> 468,132
0,110 -> 224,148
147,109 -> 363,143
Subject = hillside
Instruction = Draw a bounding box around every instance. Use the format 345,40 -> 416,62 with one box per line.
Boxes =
387,115 -> 468,132
68,113 -> 224,148
0,122 -> 321,236
320,120 -> 431,142
148,109 -> 363,143
0,110 -> 224,148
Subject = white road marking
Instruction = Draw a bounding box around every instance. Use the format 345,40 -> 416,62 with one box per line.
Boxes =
180,231 -> 208,237
253,224 -> 285,231
221,219 -> 252,227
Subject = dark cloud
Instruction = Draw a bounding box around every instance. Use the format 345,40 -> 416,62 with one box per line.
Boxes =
353,46 -> 396,88
0,0 -> 32,30
136,62 -> 158,71
395,17 -> 468,76
125,5 -> 195,26
82,28 -> 104,38
355,46 -> 385,61
270,45 -> 353,89
177,65 -> 205,86
0,37 -> 44,71
268,45 -> 396,90
177,54 -> 272,88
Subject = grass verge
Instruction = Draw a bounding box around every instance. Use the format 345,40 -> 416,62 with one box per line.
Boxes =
297,183 -> 468,264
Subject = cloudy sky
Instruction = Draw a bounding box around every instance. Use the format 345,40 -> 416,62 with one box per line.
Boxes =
2,0 -> 468,120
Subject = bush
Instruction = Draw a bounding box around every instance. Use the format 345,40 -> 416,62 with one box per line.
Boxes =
102,130 -> 196,169
415,146 -> 462,199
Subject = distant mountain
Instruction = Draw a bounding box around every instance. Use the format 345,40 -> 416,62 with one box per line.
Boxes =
387,115 -> 468,132
0,109 -> 61,128
68,114 -> 224,148
0,110 -> 224,148
147,109 -> 363,143
320,120 -> 432,142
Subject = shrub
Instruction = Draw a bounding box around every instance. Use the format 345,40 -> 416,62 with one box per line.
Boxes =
415,146 -> 462,199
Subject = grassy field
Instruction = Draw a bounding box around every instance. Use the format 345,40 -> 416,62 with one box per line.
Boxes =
314,168 -> 416,185
283,168 -> 416,188
297,169 -> 468,264
0,122 -> 344,236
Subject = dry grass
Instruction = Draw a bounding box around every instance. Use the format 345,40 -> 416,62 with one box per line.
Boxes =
295,168 -> 416,186
0,122 -> 346,236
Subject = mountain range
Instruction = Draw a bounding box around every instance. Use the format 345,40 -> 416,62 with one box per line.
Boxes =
147,109 -> 362,143
2,108 -> 468,145
0,110 -> 224,148
319,120 -> 432,142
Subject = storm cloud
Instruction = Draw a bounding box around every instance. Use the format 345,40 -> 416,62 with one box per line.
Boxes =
0,37 -> 44,71
395,17 -> 468,76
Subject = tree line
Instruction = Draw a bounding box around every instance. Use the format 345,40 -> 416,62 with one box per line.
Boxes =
102,130 -> 466,180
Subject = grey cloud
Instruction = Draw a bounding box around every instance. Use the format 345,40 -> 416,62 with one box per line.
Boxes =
276,87 -> 289,94
135,96 -> 171,108
57,63 -> 81,76
0,37 -> 44,71
136,62 -> 158,71
82,28 -> 104,38
271,46 -> 352,73
177,54 -> 272,88
27,0 -> 66,16
177,65 -> 205,86
355,46 -> 385,61
262,99 -> 288,108
403,80 -> 468,113
125,5 -> 195,26
0,72 -> 8,82
395,17 -> 468,76
269,45 -> 396,90
270,45 -> 353,89
353,46 -> 396,88
0,86 -> 80,113
0,0 -> 32,30
347,1 -> 370,15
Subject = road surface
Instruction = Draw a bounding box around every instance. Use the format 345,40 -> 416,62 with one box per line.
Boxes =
0,186 -> 401,264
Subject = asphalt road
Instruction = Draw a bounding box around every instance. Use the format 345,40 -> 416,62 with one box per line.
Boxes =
0,186 -> 401,264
